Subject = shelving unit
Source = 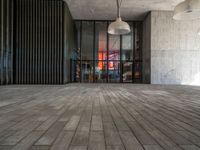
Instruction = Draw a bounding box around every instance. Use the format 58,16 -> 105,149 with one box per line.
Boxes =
71,49 -> 81,82
122,62 -> 133,83
133,22 -> 142,83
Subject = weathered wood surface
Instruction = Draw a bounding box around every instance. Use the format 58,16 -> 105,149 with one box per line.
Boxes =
0,84 -> 200,150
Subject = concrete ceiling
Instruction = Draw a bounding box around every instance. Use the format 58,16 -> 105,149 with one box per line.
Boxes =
64,0 -> 184,20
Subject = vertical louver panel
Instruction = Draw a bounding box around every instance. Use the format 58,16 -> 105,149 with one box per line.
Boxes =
0,0 -> 14,85
14,0 -> 64,84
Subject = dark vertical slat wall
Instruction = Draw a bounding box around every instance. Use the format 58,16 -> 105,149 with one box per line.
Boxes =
14,0 -> 65,84
0,0 -> 14,85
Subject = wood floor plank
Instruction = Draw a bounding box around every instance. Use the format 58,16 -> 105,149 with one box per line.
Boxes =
64,116 -> 81,131
0,146 -> 13,150
88,131 -> 105,150
119,131 -> 144,150
103,122 -> 123,146
50,131 -> 74,150
144,145 -> 164,150
0,84 -> 200,150
127,121 -> 158,145
106,145 -> 125,150
36,116 -> 59,131
91,116 -> 103,131
68,146 -> 87,150
0,130 -> 17,142
181,145 -> 200,150
12,131 -> 44,150
35,122 -> 65,146
30,145 -> 50,150
71,122 -> 90,146
0,121 -> 42,145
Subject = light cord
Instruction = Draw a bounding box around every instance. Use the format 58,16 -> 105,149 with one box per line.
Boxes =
116,0 -> 123,18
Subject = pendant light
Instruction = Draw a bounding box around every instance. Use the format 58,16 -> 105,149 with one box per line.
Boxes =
108,0 -> 131,35
173,0 -> 200,20
198,28 -> 200,35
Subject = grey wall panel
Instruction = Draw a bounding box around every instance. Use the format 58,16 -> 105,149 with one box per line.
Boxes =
14,0 -> 64,84
63,3 -> 75,83
145,11 -> 200,85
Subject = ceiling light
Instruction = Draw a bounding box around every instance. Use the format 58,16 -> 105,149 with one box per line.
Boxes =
108,0 -> 130,35
198,28 -> 200,35
173,0 -> 200,20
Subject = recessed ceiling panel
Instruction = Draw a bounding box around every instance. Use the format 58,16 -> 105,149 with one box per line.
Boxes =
64,0 -> 184,20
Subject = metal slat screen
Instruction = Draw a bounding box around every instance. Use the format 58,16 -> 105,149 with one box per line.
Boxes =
0,0 -> 14,85
14,0 -> 63,84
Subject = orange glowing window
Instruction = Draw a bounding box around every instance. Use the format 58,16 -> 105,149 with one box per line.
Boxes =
98,61 -> 103,70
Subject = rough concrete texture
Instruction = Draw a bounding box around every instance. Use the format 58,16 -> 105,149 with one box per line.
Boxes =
64,0 -> 183,20
150,11 -> 200,85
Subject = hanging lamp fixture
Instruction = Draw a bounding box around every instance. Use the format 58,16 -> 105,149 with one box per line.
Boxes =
198,28 -> 200,35
173,0 -> 200,20
108,0 -> 131,35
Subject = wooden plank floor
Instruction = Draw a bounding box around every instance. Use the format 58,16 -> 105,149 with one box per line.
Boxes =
0,84 -> 200,150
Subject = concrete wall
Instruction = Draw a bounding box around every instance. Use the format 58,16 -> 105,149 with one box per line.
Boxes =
63,2 -> 75,83
142,13 -> 151,84
144,11 -> 200,85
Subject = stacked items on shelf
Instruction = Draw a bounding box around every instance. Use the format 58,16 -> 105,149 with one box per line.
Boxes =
76,62 -> 80,80
135,26 -> 140,60
75,50 -> 81,82
134,63 -> 141,79
123,62 -> 132,82
134,24 -> 142,82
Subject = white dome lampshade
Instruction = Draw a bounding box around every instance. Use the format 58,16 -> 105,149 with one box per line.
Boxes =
173,0 -> 200,20
108,17 -> 131,35
198,28 -> 200,35
108,0 -> 131,35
